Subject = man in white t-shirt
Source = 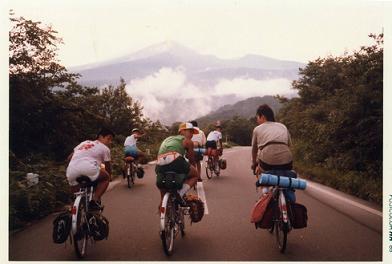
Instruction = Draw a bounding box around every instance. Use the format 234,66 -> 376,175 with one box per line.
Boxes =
66,128 -> 114,210
124,128 -> 145,160
206,123 -> 223,167
190,120 -> 206,181
251,104 -> 293,176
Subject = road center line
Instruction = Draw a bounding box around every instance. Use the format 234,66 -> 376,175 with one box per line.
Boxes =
306,181 -> 382,217
197,181 -> 209,215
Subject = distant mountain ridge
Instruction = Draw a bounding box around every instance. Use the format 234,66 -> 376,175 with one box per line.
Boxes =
70,41 -> 305,87
196,95 -> 283,127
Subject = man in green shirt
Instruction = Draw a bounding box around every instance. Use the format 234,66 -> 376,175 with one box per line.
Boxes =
155,122 -> 199,203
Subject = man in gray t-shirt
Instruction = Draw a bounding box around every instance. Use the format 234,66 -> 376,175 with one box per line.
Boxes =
251,104 -> 293,176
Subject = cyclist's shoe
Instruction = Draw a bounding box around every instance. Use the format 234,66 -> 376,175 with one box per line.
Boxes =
175,192 -> 188,207
89,200 -> 103,211
197,178 -> 203,182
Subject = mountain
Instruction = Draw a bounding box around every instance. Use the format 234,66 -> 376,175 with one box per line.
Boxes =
70,41 -> 305,87
196,95 -> 283,127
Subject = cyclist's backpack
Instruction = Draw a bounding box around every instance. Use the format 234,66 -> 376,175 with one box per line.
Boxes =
288,202 -> 308,229
255,199 -> 275,229
185,194 -> 205,223
88,213 -> 110,241
219,158 -> 227,170
52,211 -> 71,244
136,167 -> 144,179
250,192 -> 273,223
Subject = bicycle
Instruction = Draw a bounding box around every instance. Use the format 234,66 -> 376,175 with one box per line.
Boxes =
71,176 -> 105,258
205,152 -> 220,179
124,157 -> 138,188
159,172 -> 191,256
255,180 -> 292,253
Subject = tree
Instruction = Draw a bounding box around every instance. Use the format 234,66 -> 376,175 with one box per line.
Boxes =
278,33 -> 383,179
9,12 -> 78,157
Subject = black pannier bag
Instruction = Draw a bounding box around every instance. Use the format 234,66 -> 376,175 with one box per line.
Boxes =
288,202 -> 308,229
52,211 -> 71,244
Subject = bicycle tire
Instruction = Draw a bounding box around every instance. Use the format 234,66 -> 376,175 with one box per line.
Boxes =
127,164 -> 132,189
161,194 -> 175,256
275,209 -> 288,253
214,159 -> 220,177
73,196 -> 88,258
205,158 -> 212,179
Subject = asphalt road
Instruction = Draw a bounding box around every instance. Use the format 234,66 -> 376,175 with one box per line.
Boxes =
9,146 -> 382,261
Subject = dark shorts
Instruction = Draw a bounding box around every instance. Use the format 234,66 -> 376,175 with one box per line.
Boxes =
206,140 -> 217,149
259,160 -> 293,171
155,156 -> 190,175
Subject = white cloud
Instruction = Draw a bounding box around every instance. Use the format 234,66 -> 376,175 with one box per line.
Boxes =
125,67 -> 295,124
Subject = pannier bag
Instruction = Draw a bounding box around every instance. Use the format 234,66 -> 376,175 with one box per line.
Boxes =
255,199 -> 276,229
219,158 -> 227,170
136,167 -> 144,178
52,211 -> 72,244
258,173 -> 307,190
156,172 -> 187,190
288,202 -> 308,229
88,213 -> 110,240
250,192 -> 273,223
185,194 -> 205,223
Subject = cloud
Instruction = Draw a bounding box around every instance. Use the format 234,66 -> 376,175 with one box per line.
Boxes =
125,67 -> 295,124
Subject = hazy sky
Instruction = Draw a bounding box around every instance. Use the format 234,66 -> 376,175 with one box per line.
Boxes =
7,0 -> 387,67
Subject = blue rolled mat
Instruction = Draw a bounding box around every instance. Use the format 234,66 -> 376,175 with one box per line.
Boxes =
258,173 -> 307,190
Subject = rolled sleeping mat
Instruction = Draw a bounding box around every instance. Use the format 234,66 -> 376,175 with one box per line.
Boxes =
194,148 -> 206,155
258,173 -> 307,190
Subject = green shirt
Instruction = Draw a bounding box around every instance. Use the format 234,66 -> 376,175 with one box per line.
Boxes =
158,135 -> 186,156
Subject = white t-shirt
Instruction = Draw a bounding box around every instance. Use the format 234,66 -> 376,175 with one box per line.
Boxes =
70,140 -> 111,165
207,130 -> 222,142
124,134 -> 137,147
192,127 -> 206,146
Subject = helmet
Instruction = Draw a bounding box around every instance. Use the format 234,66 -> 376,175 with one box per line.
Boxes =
132,128 -> 140,133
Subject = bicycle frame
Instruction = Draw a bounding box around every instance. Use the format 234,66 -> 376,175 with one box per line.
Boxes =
71,186 -> 94,237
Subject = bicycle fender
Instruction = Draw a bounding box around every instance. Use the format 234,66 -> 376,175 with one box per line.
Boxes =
160,193 -> 171,232
71,195 -> 83,235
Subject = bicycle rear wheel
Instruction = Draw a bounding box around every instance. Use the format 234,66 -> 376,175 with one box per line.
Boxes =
127,164 -> 132,188
214,159 -> 220,177
275,209 -> 288,253
160,194 -> 175,256
205,158 -> 212,179
73,196 -> 88,258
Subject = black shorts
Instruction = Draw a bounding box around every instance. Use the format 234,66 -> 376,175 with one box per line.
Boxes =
206,140 -> 217,149
259,160 -> 293,171
155,156 -> 190,175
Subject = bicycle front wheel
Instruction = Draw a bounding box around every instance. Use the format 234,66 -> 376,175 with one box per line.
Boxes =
73,196 -> 88,258
160,194 -> 175,256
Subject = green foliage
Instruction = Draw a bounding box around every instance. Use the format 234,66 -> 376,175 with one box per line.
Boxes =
9,14 -> 170,229
278,34 -> 383,203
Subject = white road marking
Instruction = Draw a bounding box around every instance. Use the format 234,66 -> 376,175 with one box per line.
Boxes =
306,181 -> 382,217
107,178 -> 121,192
196,181 -> 209,215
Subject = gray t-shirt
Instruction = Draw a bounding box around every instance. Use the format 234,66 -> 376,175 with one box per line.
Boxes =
251,121 -> 292,165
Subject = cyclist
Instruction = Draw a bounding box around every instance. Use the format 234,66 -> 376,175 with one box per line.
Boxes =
66,127 -> 115,210
190,120 -> 206,181
124,128 -> 145,162
206,122 -> 223,170
155,122 -> 199,205
251,104 -> 296,201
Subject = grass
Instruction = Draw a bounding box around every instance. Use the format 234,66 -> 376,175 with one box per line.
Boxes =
294,160 -> 382,205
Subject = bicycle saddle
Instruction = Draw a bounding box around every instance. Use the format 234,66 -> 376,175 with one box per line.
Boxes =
124,156 -> 135,163
76,176 -> 97,188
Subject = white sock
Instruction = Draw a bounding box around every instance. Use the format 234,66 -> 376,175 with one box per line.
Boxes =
178,184 -> 191,197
